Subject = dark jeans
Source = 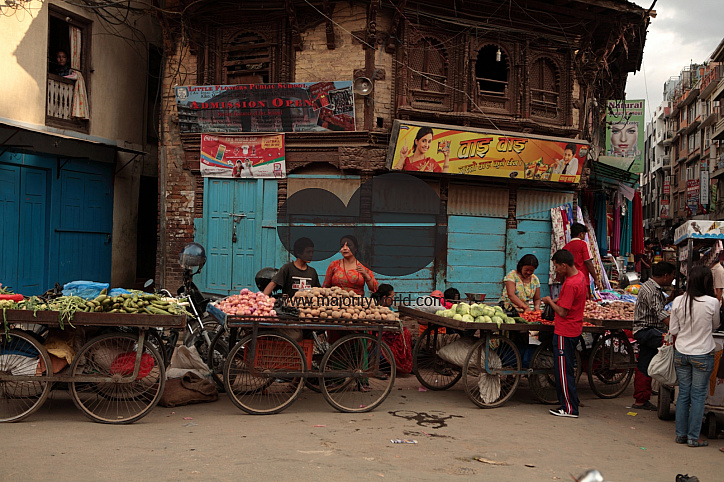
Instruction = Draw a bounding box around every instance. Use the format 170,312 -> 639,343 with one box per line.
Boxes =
633,327 -> 664,403
553,334 -> 579,415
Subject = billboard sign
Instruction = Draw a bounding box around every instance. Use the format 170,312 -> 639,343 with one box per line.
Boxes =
175,81 -> 355,133
200,134 -> 285,178
601,99 -> 645,174
386,121 -> 588,183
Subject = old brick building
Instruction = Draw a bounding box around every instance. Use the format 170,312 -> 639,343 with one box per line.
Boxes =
156,0 -> 650,297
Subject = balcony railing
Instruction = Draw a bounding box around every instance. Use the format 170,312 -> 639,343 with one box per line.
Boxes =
47,74 -> 75,120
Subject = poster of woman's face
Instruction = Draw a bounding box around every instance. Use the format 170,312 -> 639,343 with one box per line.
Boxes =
610,122 -> 639,157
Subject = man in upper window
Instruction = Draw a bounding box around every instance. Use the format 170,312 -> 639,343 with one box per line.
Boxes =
562,223 -> 602,291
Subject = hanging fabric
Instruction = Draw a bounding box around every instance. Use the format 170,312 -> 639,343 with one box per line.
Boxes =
611,205 -> 621,256
620,198 -> 633,257
549,207 -> 566,285
631,191 -> 644,256
70,26 -> 90,119
593,193 -> 608,256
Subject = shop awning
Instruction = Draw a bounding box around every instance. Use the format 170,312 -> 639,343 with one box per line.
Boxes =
0,118 -> 145,163
589,159 -> 640,186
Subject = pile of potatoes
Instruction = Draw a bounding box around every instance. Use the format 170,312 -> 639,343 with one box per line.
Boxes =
292,286 -> 399,323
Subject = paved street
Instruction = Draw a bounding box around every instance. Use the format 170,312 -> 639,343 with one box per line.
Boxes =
1,374 -> 719,481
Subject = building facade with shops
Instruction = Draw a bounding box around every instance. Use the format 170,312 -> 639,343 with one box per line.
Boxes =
156,0 -> 649,298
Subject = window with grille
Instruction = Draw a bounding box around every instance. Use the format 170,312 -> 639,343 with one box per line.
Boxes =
224,31 -> 271,84
407,35 -> 450,111
530,57 -> 559,118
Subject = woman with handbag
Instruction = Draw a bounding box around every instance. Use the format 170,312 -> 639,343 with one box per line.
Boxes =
669,266 -> 720,447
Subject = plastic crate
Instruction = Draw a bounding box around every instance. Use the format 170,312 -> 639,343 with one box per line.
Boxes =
250,338 -> 313,370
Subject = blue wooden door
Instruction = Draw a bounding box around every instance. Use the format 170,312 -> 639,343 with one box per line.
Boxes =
200,179 -> 280,295
18,167 -> 48,293
0,164 -> 49,294
0,164 -> 21,292
56,170 -> 113,284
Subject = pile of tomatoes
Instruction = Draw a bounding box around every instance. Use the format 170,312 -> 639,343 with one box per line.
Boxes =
521,310 -> 543,323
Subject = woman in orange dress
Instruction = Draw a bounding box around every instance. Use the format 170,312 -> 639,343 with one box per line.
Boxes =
395,126 -> 450,173
323,235 -> 378,295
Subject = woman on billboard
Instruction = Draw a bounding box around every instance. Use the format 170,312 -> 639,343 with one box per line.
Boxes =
608,120 -> 640,158
394,127 -> 450,173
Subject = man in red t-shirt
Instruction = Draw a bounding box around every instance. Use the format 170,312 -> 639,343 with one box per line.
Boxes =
542,249 -> 588,418
562,223 -> 602,291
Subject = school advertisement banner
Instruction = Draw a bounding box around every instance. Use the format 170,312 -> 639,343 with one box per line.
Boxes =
601,99 -> 645,174
386,121 -> 588,183
200,134 -> 285,178
175,81 -> 355,133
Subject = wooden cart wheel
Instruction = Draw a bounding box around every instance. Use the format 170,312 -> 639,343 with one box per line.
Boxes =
69,332 -> 165,424
657,385 -> 674,420
528,341 -> 582,405
319,334 -> 396,413
587,331 -> 635,399
0,329 -> 53,423
224,332 -> 305,415
412,326 -> 462,390
462,335 -> 521,408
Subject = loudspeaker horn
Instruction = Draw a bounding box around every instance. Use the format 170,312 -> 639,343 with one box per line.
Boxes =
353,77 -> 374,96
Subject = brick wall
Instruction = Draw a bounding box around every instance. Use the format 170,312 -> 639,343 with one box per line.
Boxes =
157,40 -> 199,291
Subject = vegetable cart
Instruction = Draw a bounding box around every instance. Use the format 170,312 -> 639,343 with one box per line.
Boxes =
0,310 -> 184,423
208,303 -> 399,415
400,306 -> 636,408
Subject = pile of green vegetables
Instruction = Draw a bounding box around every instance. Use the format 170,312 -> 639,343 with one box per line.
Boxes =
435,302 -> 518,328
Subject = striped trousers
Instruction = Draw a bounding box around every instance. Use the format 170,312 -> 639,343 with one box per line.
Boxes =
553,334 -> 580,416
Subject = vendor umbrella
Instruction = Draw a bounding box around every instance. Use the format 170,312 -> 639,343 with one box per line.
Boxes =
631,191 -> 644,256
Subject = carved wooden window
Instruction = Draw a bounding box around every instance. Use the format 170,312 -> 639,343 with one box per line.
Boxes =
224,31 -> 271,84
408,36 -> 450,111
475,44 -> 511,113
530,57 -> 560,119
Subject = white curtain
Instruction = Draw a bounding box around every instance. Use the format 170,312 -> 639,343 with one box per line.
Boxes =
69,26 -> 89,119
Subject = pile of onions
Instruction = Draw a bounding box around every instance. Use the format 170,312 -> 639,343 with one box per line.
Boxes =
216,288 -> 277,317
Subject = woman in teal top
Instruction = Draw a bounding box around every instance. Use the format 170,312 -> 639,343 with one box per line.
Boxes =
499,254 -> 541,313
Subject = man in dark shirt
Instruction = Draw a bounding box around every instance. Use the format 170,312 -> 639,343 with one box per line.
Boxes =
263,237 -> 320,297
542,249 -> 588,418
631,261 -> 676,410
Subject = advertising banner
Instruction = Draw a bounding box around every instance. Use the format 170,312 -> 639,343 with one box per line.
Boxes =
175,81 -> 355,133
700,164 -> 710,205
660,199 -> 670,219
200,134 -> 285,178
663,176 -> 670,195
687,179 -> 700,212
675,220 -> 724,245
601,99 -> 645,173
386,121 -> 588,183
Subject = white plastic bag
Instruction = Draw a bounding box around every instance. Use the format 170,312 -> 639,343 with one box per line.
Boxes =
648,334 -> 677,386
437,337 -> 477,367
167,345 -> 210,379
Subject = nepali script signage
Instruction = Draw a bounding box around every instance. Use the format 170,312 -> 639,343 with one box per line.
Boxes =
386,120 -> 588,183
175,82 -> 355,133
200,134 -> 285,178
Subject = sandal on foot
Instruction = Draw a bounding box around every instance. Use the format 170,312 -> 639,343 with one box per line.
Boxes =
687,439 -> 708,447
675,436 -> 687,444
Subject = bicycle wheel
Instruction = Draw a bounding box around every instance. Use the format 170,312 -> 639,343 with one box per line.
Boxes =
462,335 -> 521,408
0,329 -> 53,423
319,334 -> 396,413
69,332 -> 165,424
529,341 -> 582,405
657,385 -> 674,421
413,326 -> 462,390
305,332 -> 350,394
587,331 -> 635,399
224,332 -> 305,415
